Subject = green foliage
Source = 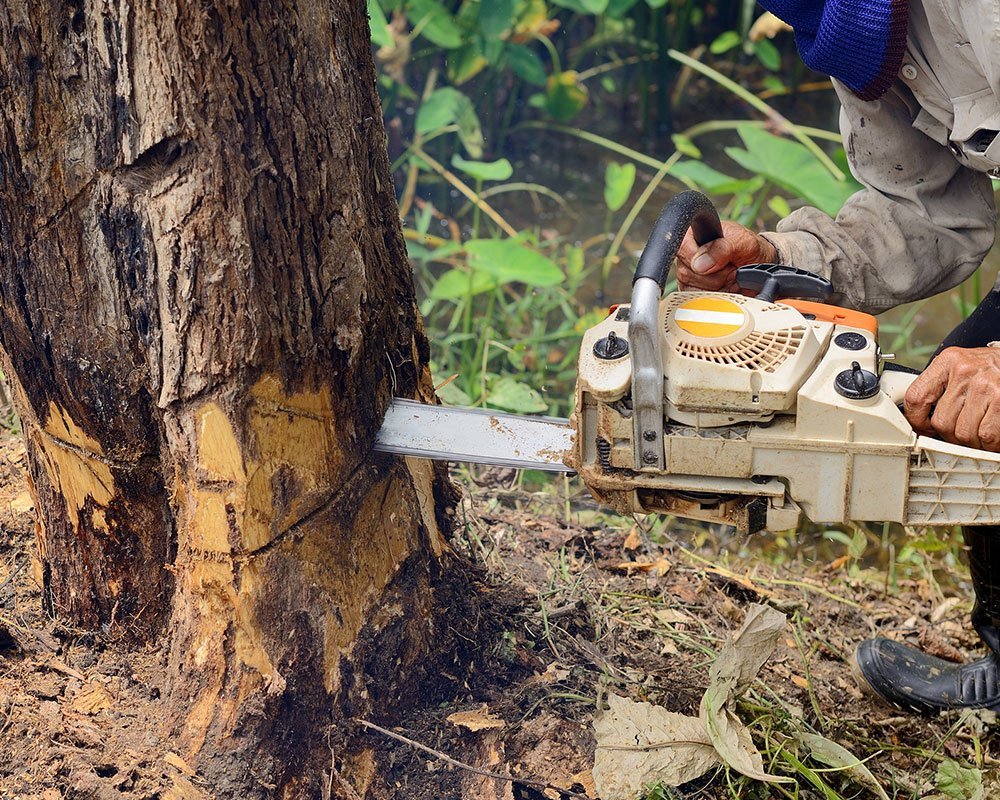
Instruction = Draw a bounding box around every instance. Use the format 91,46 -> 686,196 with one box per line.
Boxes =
725,126 -> 861,217
451,155 -> 514,181
936,759 -> 984,800
544,70 -> 589,122
603,161 -> 636,212
415,230 -> 590,416
375,0 -> 861,413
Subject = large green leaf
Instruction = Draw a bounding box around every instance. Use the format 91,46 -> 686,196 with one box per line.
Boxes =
725,126 -> 860,216
671,160 -> 744,194
465,239 -> 564,286
606,0 -> 641,18
367,0 -> 393,47
710,30 -> 741,55
548,0 -> 592,13
428,268 -> 497,300
604,161 -> 636,212
505,44 -> 546,86
487,376 -> 548,413
407,0 -> 464,48
478,0 -> 515,37
753,39 -> 781,71
415,87 -> 483,157
447,42 -> 487,84
544,70 -> 588,122
451,155 -> 514,182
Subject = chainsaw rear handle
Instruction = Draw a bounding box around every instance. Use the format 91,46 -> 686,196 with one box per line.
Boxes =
735,263 -> 834,303
632,190 -> 724,289
629,191 -> 723,471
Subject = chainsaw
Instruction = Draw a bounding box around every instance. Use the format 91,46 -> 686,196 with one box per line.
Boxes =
377,191 -> 1000,533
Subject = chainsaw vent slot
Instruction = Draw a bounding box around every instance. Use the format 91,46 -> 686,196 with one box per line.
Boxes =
665,424 -> 751,440
672,327 -> 807,372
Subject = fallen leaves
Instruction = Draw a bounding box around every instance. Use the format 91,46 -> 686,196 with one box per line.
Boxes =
610,558 -> 672,577
447,705 -> 506,732
593,695 -> 719,794
593,602 -> 892,798
594,604 -> 790,798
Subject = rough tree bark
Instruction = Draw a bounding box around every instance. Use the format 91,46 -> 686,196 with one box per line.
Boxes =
0,1 -> 464,795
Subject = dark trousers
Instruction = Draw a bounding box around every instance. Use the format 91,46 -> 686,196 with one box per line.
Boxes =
928,290 -> 1000,648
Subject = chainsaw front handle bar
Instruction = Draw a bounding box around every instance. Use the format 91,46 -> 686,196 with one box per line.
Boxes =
632,189 -> 724,289
629,191 -> 723,471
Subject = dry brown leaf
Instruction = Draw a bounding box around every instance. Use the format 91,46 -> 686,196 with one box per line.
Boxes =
654,608 -> 693,626
532,662 -> 570,685
70,682 -> 114,714
828,555 -> 851,571
622,526 -> 642,550
612,558 -> 671,577
930,596 -> 965,624
593,694 -> 719,800
447,705 -> 505,732
791,675 -> 810,690
700,604 -> 792,784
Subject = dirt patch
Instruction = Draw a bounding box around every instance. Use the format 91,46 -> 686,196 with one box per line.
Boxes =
0,433 -> 997,798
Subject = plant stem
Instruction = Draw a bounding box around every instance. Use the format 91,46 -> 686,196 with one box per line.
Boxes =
602,152 -> 683,282
667,48 -> 846,181
411,147 -> 519,237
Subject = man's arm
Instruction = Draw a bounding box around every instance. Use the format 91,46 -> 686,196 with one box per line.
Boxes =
678,81 -> 997,314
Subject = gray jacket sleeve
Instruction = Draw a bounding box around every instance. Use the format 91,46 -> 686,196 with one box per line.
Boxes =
761,81 -> 996,314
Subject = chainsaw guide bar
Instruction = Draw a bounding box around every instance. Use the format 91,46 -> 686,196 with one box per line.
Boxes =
375,399 -> 574,473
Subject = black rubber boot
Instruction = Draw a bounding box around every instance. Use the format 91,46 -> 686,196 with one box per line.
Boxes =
854,525 -> 1000,713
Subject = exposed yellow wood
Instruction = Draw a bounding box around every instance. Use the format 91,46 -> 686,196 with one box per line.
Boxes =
405,456 -> 448,557
34,402 -> 115,534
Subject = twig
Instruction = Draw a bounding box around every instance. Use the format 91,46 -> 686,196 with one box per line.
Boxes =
355,718 -> 592,800
0,560 -> 26,596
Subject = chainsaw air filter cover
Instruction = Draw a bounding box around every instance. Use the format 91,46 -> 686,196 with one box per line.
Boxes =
660,292 -> 829,426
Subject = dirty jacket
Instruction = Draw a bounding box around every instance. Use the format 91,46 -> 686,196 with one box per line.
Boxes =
762,0 -> 1000,314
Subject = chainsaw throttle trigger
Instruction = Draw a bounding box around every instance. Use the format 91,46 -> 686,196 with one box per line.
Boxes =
735,264 -> 834,303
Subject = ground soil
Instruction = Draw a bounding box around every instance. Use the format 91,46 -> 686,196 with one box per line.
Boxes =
0,434 -> 997,799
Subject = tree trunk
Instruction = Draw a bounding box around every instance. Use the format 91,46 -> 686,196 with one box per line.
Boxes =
0,1 -> 460,794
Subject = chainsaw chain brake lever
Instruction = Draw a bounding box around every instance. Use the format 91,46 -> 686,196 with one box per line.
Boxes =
629,190 -> 723,471
735,263 -> 834,303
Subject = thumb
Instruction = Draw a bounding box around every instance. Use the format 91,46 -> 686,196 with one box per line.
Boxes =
690,238 -> 735,275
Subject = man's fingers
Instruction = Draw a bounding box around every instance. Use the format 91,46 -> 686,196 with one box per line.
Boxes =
954,391 -> 990,449
904,358 -> 953,432
980,402 -> 1000,450
689,238 -> 735,276
677,263 -> 735,292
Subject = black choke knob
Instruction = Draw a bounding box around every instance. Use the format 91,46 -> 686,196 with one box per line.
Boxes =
594,330 -> 629,360
834,361 -> 880,400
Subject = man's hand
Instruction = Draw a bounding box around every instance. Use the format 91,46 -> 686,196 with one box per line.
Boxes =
676,221 -> 779,293
904,346 -> 1000,451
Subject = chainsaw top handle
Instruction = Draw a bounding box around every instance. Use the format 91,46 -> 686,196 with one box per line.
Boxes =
632,189 -> 723,289
628,190 -> 723,472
